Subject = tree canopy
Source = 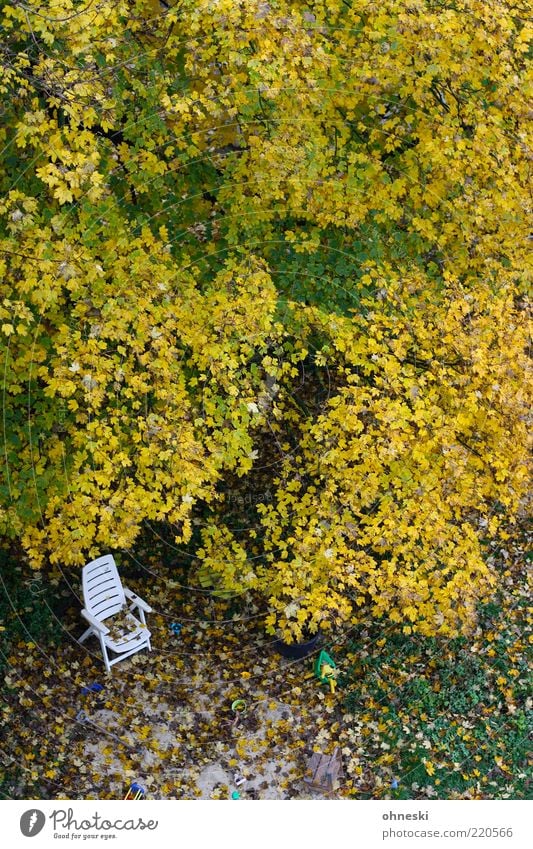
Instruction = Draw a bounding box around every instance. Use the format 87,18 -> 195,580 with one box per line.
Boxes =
0,0 -> 530,640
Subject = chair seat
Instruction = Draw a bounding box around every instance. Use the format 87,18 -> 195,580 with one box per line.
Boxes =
104,610 -> 151,654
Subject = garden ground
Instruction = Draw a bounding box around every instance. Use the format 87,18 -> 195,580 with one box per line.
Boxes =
0,518 -> 530,800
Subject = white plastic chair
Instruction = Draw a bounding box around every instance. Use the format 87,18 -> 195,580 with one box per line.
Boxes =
79,554 -> 152,673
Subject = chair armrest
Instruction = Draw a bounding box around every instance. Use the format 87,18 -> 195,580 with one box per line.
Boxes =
124,587 -> 152,613
81,609 -> 110,635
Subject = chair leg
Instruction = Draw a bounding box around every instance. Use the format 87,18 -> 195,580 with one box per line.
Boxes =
79,626 -> 94,644
99,634 -> 112,673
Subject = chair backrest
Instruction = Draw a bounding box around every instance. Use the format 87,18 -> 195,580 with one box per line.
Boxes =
82,554 -> 126,622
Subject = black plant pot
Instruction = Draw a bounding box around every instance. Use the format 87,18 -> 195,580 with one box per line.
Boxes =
274,632 -> 320,660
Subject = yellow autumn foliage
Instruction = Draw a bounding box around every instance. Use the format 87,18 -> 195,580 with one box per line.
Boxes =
0,0 -> 530,640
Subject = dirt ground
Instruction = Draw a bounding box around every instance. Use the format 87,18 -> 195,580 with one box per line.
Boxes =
3,586 -> 349,800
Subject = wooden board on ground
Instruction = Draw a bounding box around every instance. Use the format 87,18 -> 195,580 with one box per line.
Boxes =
303,747 -> 343,792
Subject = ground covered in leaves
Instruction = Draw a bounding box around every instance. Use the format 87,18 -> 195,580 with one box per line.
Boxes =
0,521 -> 531,801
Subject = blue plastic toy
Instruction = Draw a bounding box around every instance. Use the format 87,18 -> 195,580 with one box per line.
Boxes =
170,622 -> 182,635
125,782 -> 145,800
81,682 -> 104,696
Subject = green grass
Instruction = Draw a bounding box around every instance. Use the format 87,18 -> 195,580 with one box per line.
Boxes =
338,546 -> 531,799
